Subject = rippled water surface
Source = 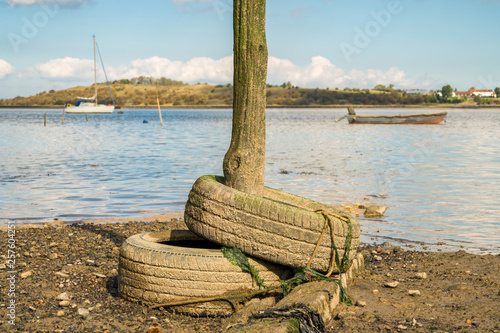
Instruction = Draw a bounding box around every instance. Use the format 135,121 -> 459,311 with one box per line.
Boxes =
1,108 -> 499,253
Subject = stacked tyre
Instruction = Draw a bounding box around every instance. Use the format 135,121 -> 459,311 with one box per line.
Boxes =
118,175 -> 360,317
118,230 -> 292,317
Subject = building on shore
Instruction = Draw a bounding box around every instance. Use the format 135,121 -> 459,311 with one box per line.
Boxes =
452,89 -> 496,98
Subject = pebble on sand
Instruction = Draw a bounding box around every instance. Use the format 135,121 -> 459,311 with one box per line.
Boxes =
408,290 -> 421,296
20,270 -> 33,278
56,292 -> 70,301
384,281 -> 399,288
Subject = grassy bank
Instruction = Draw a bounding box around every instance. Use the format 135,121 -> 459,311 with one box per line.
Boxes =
2,80 -> 498,109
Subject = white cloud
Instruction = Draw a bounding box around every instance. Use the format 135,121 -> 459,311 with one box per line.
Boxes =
268,56 -> 422,89
35,57 -> 94,80
25,54 -> 428,89
5,0 -> 92,8
107,55 -> 234,84
0,59 -> 15,79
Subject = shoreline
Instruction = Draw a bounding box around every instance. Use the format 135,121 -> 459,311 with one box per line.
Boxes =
0,217 -> 498,332
1,105 -> 500,109
3,210 -> 497,256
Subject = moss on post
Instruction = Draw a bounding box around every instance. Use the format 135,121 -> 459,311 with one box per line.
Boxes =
223,0 -> 268,196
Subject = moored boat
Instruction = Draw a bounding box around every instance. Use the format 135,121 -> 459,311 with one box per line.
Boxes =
64,35 -> 115,114
336,107 -> 447,124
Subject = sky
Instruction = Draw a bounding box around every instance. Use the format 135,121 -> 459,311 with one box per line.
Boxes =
0,0 -> 499,99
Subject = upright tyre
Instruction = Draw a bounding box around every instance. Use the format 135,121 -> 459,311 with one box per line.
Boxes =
118,230 -> 292,317
184,175 -> 360,274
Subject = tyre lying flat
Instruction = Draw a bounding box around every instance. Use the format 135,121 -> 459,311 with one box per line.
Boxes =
118,230 -> 292,317
185,175 -> 360,274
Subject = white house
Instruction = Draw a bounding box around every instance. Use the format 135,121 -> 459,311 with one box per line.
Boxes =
452,89 -> 496,98
471,89 -> 496,97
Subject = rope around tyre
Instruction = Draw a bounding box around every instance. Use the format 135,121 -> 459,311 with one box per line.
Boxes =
308,209 -> 353,276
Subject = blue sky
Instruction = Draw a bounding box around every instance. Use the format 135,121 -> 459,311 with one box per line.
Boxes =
0,0 -> 499,99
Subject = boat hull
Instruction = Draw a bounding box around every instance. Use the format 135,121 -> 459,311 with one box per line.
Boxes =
347,112 -> 447,124
64,105 -> 115,114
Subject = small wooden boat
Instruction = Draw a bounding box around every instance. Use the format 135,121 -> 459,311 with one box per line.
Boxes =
336,107 -> 447,125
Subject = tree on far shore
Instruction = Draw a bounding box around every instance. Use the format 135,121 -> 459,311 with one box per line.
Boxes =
441,85 -> 453,99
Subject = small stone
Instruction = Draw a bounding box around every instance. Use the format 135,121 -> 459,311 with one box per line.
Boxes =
384,281 -> 399,288
55,271 -> 70,278
59,300 -> 71,307
356,300 -> 367,307
86,259 -> 96,265
415,272 -> 427,279
77,307 -> 90,318
57,310 -> 65,316
49,242 -> 58,247
372,289 -> 379,294
374,255 -> 383,261
20,270 -> 33,278
397,324 -> 408,330
56,292 -> 70,301
408,290 -> 421,296
29,306 -> 36,311
376,246 -> 383,253
337,311 -> 357,319
48,253 -> 58,260
0,264 -> 6,270
364,205 -> 387,218
82,300 -> 91,308
94,272 -> 106,278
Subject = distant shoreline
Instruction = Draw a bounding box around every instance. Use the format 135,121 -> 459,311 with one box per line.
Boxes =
1,104 -> 499,109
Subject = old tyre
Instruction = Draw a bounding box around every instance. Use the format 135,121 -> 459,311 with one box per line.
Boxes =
184,175 -> 360,274
118,230 -> 292,317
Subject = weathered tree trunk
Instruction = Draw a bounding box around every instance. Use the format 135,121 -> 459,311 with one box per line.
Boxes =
223,0 -> 268,196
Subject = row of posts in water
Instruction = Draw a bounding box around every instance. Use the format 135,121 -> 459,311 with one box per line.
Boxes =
43,111 -> 165,127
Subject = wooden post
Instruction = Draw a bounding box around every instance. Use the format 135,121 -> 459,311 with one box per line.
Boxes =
44,113 -> 46,127
85,114 -> 88,122
62,109 -> 65,124
157,93 -> 163,128
222,0 -> 268,196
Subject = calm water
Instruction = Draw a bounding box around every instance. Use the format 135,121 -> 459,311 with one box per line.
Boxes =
1,108 -> 499,254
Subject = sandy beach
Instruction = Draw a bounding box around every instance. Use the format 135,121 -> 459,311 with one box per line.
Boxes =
1,215 -> 498,332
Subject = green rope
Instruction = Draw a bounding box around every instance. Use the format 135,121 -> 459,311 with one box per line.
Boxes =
281,267 -> 352,305
222,245 -> 267,289
330,214 -> 352,273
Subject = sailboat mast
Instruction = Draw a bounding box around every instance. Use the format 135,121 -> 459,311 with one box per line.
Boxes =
93,34 -> 97,106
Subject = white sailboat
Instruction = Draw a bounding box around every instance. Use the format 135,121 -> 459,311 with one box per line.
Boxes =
64,35 -> 115,114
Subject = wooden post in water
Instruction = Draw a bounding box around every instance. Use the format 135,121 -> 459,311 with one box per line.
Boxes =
157,92 -> 163,128
44,113 -> 46,127
62,109 -> 65,124
85,114 -> 88,122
